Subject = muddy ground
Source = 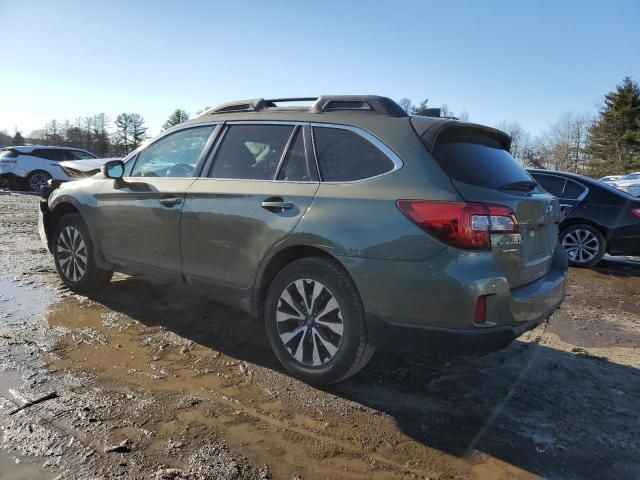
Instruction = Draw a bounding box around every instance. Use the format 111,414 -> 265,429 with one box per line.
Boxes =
0,191 -> 639,480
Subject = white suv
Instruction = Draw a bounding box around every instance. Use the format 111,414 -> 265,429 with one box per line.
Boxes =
0,146 -> 99,192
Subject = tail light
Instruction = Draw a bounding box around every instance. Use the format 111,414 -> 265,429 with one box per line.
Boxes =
632,207 -> 640,219
396,200 -> 519,250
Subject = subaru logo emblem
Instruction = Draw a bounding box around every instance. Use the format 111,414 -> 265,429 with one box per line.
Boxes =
546,203 -> 554,216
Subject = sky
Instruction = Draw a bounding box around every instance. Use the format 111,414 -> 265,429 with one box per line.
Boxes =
1,0 -> 638,138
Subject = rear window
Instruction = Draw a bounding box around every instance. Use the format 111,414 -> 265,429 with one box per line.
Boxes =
432,141 -> 534,190
313,127 -> 394,182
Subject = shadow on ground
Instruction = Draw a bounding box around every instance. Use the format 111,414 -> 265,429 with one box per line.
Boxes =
84,266 -> 640,480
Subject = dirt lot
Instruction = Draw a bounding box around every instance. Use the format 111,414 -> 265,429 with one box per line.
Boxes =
1,192 -> 639,480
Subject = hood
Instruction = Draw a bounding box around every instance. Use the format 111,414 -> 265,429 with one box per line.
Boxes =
59,158 -> 121,178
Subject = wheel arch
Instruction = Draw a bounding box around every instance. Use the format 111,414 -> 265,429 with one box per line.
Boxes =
48,200 -> 110,269
253,244 -> 357,317
560,218 -> 609,242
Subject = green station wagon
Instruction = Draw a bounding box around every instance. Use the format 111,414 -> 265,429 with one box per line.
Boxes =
40,96 -> 567,384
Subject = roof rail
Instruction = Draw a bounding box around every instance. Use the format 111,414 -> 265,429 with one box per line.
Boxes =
201,95 -> 408,117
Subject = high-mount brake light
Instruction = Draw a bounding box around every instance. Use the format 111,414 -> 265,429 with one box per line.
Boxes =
396,200 -> 519,250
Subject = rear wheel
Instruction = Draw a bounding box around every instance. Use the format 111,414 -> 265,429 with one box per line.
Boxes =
264,257 -> 374,385
26,170 -> 52,193
561,224 -> 606,267
53,213 -> 112,291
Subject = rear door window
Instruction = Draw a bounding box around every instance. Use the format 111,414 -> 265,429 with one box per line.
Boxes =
32,149 -> 65,161
432,141 -> 535,190
313,127 -> 395,182
209,124 -> 294,180
532,174 -> 566,197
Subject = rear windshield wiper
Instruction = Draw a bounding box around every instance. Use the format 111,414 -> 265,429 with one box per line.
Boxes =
498,180 -> 538,192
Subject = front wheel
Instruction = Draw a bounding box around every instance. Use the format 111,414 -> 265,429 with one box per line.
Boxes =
560,224 -> 606,267
52,213 -> 113,292
264,257 -> 374,385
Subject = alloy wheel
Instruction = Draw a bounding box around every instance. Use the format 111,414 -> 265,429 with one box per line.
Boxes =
29,172 -> 50,192
562,228 -> 600,264
56,226 -> 88,281
276,278 -> 344,367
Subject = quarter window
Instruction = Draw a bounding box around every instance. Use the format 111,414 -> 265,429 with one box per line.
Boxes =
313,127 -> 394,182
210,125 -> 294,180
277,129 -> 309,181
131,126 -> 214,178
561,179 -> 587,200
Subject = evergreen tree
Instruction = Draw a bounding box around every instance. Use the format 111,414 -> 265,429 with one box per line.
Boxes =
413,99 -> 431,116
163,109 -> 190,130
587,76 -> 640,176
129,113 -> 148,150
12,131 -> 25,146
114,113 -> 132,155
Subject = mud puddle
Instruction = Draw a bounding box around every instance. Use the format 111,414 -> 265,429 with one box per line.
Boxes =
42,288 -> 465,479
0,449 -> 51,480
0,277 -> 54,325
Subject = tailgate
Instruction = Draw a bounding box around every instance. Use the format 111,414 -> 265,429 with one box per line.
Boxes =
423,124 -> 560,289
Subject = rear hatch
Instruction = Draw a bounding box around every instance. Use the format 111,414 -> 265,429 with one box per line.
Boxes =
413,120 -> 559,289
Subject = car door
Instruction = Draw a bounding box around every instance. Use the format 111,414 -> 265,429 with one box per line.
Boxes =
181,122 -> 319,295
94,124 -> 218,277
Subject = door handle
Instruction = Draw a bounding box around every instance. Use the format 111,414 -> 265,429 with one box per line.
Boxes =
159,197 -> 182,207
261,198 -> 293,211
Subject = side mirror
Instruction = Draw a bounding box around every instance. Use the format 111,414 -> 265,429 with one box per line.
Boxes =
101,160 -> 125,179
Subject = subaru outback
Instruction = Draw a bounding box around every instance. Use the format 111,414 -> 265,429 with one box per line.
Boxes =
39,96 -> 567,384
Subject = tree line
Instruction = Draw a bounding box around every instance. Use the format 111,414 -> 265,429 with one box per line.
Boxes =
2,78 -> 639,177
400,77 -> 639,177
0,108 -> 192,158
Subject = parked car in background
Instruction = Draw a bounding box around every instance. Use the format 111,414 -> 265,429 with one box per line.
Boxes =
612,172 -> 640,197
598,174 -> 624,185
0,146 -> 101,193
529,169 -> 640,267
39,95 -> 567,384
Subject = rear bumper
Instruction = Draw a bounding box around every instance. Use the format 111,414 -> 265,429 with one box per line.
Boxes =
339,242 -> 567,355
608,224 -> 640,256
367,307 -> 557,355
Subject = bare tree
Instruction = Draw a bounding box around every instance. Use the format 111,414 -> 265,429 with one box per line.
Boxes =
398,98 -> 414,114
496,121 -> 532,165
537,112 -> 592,173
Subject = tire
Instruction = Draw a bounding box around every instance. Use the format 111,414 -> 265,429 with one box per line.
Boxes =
52,213 -> 113,292
264,257 -> 374,385
560,223 -> 606,267
26,170 -> 52,193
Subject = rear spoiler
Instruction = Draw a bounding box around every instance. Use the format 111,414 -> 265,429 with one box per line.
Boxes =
410,117 -> 512,152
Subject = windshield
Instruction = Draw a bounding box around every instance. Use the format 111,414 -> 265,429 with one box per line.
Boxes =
69,150 -> 98,160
